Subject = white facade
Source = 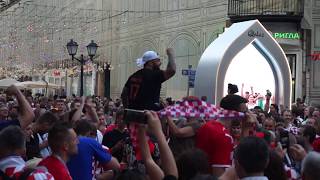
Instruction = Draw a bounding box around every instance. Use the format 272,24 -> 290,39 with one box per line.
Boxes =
310,0 -> 320,106
102,0 -> 228,100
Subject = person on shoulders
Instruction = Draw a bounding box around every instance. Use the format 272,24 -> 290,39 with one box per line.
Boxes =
121,48 -> 176,111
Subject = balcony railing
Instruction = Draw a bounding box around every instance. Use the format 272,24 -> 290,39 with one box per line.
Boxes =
228,0 -> 304,18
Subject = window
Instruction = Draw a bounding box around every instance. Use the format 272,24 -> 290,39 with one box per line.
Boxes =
165,37 -> 198,99
118,49 -> 129,89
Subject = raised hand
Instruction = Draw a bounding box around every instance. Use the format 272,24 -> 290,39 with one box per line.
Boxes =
6,85 -> 20,96
166,48 -> 174,57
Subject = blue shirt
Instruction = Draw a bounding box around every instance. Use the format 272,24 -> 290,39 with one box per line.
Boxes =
67,137 -> 112,180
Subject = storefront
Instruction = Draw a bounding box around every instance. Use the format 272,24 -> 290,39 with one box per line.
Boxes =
263,22 -> 306,102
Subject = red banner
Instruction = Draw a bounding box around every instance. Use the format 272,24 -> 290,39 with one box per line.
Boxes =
309,52 -> 320,61
53,70 -> 61,76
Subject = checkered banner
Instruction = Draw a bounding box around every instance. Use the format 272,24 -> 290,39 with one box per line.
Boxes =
158,98 -> 245,119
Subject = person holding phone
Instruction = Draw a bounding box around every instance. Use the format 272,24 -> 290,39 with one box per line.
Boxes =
121,48 -> 176,111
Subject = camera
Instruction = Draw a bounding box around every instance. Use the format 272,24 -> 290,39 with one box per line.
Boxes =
124,109 -> 147,124
266,90 -> 272,97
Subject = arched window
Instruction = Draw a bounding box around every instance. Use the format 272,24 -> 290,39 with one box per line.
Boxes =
165,36 -> 199,99
118,49 -> 129,90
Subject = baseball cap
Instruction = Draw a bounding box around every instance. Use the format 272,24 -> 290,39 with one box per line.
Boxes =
136,51 -> 160,68
220,94 -> 248,111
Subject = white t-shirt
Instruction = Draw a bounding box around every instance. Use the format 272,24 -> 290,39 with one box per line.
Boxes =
96,130 -> 103,144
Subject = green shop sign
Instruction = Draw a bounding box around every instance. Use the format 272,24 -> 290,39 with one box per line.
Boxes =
273,32 -> 300,40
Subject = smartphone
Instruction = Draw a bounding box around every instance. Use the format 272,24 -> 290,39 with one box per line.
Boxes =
124,109 -> 147,124
279,130 -> 290,149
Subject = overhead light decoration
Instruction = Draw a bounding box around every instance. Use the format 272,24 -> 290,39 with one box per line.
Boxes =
27,24 -> 33,32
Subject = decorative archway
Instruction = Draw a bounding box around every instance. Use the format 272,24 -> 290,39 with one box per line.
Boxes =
194,20 -> 292,108
138,39 -> 158,56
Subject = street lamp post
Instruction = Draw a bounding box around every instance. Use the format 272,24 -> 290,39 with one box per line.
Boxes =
66,39 -> 98,96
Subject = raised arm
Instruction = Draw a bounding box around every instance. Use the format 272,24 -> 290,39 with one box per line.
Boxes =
85,104 -> 99,124
7,85 -> 35,129
147,111 -> 178,178
264,94 -> 271,113
241,83 -> 244,97
163,48 -> 176,80
137,125 -> 164,180
71,96 -> 85,122
167,117 -> 195,138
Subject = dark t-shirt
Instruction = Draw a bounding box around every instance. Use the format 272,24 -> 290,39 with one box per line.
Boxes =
102,129 -> 130,161
123,68 -> 165,110
0,119 -> 20,132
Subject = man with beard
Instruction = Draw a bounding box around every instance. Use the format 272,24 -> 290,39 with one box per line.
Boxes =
121,48 -> 176,111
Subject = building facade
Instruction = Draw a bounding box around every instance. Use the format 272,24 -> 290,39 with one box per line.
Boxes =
105,0 -> 320,105
310,0 -> 320,106
102,0 -> 227,100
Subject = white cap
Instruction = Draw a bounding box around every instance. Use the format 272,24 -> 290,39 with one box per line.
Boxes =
136,51 -> 160,68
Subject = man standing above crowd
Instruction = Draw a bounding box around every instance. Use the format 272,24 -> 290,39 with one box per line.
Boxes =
121,48 -> 176,111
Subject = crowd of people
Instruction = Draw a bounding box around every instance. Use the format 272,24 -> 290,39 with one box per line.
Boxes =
0,48 -> 320,180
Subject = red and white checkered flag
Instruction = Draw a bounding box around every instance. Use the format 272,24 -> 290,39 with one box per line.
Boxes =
25,169 -> 54,180
158,97 -> 244,119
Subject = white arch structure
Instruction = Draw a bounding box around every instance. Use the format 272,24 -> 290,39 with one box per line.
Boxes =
195,20 -> 292,108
